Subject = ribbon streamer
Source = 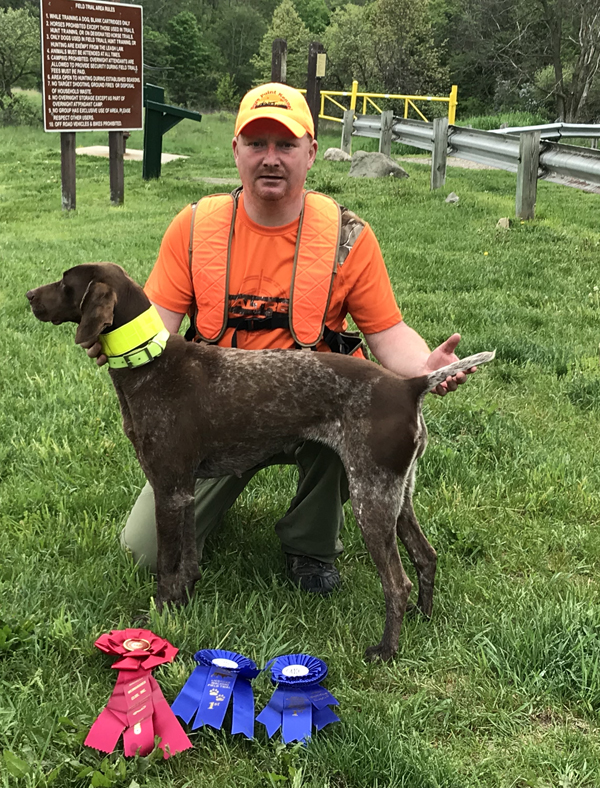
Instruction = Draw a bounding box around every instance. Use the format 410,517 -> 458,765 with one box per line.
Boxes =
256,653 -> 339,744
172,649 -> 260,738
84,628 -> 192,758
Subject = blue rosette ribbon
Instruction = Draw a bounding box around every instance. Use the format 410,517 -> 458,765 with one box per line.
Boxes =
256,653 -> 339,743
171,649 -> 260,738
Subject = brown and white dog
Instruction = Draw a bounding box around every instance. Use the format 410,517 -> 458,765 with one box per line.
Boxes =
27,262 -> 494,660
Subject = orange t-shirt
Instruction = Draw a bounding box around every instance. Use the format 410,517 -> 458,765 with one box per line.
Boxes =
144,192 -> 402,351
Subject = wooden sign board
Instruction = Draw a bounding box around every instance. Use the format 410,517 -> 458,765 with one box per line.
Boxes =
41,0 -> 143,132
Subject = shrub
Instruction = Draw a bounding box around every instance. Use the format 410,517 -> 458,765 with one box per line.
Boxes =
0,91 -> 42,127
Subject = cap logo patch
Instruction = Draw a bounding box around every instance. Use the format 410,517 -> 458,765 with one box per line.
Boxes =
251,91 -> 292,111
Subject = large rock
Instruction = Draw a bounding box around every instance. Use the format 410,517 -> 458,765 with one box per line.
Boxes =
349,150 -> 409,179
323,147 -> 352,162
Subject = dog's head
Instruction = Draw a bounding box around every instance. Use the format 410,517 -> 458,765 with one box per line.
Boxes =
26,262 -> 145,346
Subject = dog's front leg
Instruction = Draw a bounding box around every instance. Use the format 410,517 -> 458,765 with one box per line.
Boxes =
153,480 -> 200,608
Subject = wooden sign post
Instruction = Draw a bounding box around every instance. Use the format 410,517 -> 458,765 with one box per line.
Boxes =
271,39 -> 287,84
306,41 -> 325,139
40,0 -> 143,209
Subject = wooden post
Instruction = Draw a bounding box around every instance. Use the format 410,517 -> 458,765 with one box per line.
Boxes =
341,109 -> 354,154
379,110 -> 393,157
271,38 -> 287,83
306,41 -> 324,139
60,132 -> 76,211
430,117 -> 448,190
109,131 -> 125,205
516,130 -> 540,220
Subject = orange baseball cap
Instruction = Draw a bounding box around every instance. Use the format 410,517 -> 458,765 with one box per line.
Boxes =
235,83 -> 315,138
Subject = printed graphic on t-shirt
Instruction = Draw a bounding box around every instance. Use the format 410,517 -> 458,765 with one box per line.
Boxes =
229,293 -> 289,319
228,273 -> 290,322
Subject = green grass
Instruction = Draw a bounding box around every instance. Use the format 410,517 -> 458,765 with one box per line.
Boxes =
2,114 -> 600,787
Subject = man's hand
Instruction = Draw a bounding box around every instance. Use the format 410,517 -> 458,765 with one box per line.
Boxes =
426,333 -> 476,396
79,339 -> 108,367
365,322 -> 477,396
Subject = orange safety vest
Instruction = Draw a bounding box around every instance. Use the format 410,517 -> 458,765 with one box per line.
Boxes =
187,189 -> 364,356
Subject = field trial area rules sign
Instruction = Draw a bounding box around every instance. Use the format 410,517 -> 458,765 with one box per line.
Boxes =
41,0 -> 143,132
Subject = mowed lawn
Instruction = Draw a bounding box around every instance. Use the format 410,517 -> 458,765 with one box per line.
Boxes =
2,114 -> 600,788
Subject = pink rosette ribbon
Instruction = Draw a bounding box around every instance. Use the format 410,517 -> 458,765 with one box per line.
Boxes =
84,628 -> 192,758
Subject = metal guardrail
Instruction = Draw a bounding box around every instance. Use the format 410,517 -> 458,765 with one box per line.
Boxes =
540,141 -> 600,186
489,122 -> 600,141
352,115 -> 600,188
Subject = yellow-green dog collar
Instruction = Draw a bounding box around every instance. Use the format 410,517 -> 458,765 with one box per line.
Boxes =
105,328 -> 170,369
99,306 -> 169,369
99,305 -> 166,357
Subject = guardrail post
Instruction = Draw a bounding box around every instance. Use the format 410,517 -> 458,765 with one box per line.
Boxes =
271,38 -> 287,83
430,117 -> 448,190
341,109 -> 354,154
379,110 -> 393,157
516,130 -> 541,220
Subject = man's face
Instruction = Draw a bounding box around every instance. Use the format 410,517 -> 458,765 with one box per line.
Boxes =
232,119 -> 318,206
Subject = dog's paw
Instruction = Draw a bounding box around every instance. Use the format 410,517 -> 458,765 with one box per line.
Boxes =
156,572 -> 199,610
364,643 -> 396,662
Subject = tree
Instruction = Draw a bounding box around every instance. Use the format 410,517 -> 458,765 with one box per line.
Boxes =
0,7 -> 40,106
323,0 -> 447,95
251,0 -> 312,88
537,0 -> 600,121
210,2 -> 266,94
216,72 -> 240,109
322,3 -> 375,89
438,0 -> 600,120
164,11 -> 221,107
294,0 -> 330,34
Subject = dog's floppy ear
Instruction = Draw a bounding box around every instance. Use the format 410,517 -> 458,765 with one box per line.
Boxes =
74,280 -> 117,346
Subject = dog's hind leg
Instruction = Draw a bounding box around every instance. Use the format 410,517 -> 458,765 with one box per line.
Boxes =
396,468 -> 437,618
349,478 -> 413,662
153,476 -> 201,609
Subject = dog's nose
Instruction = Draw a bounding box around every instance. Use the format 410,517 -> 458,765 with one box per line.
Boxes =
26,290 -> 35,302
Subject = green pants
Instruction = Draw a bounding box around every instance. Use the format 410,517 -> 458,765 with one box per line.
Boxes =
120,441 -> 349,572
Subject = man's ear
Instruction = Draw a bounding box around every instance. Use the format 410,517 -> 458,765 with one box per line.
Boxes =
74,281 -> 117,346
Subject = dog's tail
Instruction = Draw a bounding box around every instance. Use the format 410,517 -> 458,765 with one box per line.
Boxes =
422,350 -> 496,393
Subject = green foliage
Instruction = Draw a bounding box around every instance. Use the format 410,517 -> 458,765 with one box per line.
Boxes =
0,7 -> 40,102
209,2 -> 266,94
216,73 -> 240,111
164,11 -> 221,107
322,3 -> 372,90
0,617 -> 34,653
0,89 -> 42,126
293,0 -> 330,34
323,0 -> 447,94
251,0 -> 312,88
455,110 -> 551,130
143,27 -> 169,72
3,750 -> 31,778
